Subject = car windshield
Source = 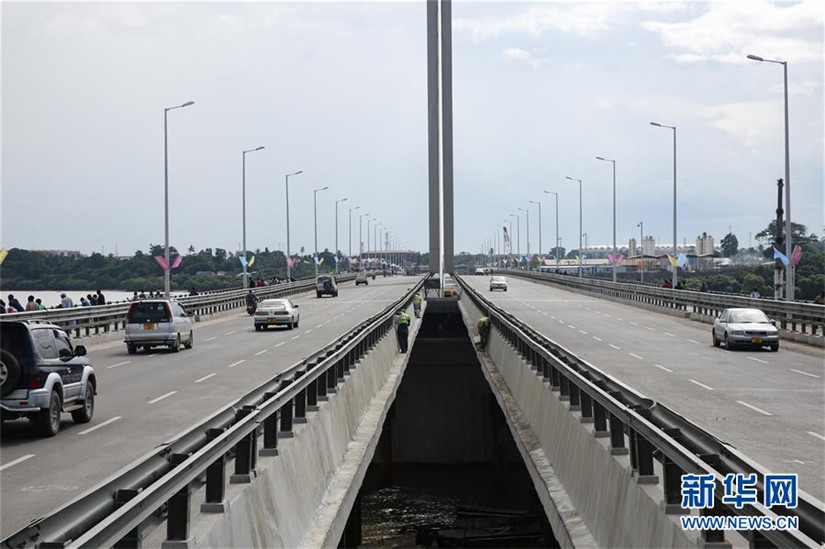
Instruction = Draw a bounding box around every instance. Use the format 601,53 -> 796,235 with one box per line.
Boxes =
492,277 -> 506,282
729,310 -> 769,323
129,302 -> 170,323
260,300 -> 287,309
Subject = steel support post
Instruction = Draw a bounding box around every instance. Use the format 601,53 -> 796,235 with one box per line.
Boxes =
568,383 -> 581,411
166,454 -> 192,544
579,391 -> 594,423
294,370 -> 307,424
559,375 -> 570,401
661,455 -> 686,514
260,403 -> 279,457
307,376 -> 319,412
609,414 -> 629,455
113,489 -> 142,549
279,384 -> 295,438
593,401 -> 608,437
634,433 -> 659,484
202,428 -> 228,511
231,407 -> 257,483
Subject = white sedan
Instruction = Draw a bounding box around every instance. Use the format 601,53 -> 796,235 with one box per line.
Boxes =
712,308 -> 779,351
254,299 -> 300,331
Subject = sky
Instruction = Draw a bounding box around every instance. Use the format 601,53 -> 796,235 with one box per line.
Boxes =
2,1 -> 823,258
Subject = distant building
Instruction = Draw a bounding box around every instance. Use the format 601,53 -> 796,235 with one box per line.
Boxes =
642,236 -> 656,256
35,249 -> 83,258
628,238 -> 637,256
695,232 -> 715,256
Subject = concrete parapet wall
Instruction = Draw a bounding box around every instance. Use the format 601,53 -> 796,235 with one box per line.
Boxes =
459,297 -> 695,549
187,309 -> 418,549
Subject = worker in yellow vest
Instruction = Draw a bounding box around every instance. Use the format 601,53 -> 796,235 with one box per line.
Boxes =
395,309 -> 411,353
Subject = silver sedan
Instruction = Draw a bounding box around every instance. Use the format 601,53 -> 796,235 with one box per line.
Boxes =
712,308 -> 779,351
254,299 -> 300,331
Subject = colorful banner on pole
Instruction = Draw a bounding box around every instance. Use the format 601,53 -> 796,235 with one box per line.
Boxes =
608,254 -> 625,265
773,247 -> 790,266
677,253 -> 687,268
503,227 -> 511,255
238,256 -> 247,268
790,245 -> 802,266
154,256 -> 170,271
287,257 -> 297,268
171,255 -> 183,269
248,255 -> 255,267
0,248 -> 7,265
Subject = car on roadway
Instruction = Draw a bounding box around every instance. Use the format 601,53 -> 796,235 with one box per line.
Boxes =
474,268 -> 485,276
124,299 -> 194,354
254,299 -> 300,331
355,271 -> 369,286
1,320 -> 97,437
712,308 -> 779,352
316,275 -> 339,298
489,276 -> 508,292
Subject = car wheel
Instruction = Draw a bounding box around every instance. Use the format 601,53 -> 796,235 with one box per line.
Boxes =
724,333 -> 735,351
317,292 -> 322,298
184,332 -> 194,349
71,385 -> 94,424
255,324 -> 262,332
712,330 -> 721,348
289,320 -> 294,330
0,349 -> 22,397
294,316 -> 299,328
127,344 -> 137,355
35,390 -> 61,437
171,335 -> 181,352
770,344 -> 779,352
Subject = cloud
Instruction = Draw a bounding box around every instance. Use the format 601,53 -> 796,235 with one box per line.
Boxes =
642,1 -> 824,64
455,3 -> 628,39
771,79 -> 821,98
502,47 -> 544,68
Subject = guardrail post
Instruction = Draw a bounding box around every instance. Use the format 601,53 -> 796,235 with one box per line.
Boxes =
549,365 -> 560,391
568,382 -> 581,411
337,354 -> 346,381
579,390 -> 593,423
261,394 -> 280,456
279,378 -> 295,438
327,361 -> 338,394
660,454 -> 686,514
317,364 -> 329,401
164,453 -> 192,547
201,428 -> 228,512
113,488 -> 142,548
592,401 -> 608,437
558,374 -> 570,401
231,406 -> 257,483
700,499 -> 732,549
609,413 -> 629,456
294,370 -> 307,424
307,372 -> 319,413
633,432 -> 658,484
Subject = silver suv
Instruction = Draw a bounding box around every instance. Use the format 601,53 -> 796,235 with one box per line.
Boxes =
316,275 -> 339,298
1,321 -> 97,437
124,299 -> 194,353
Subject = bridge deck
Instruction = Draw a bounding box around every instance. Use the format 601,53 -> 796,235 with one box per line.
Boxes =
462,274 -> 825,502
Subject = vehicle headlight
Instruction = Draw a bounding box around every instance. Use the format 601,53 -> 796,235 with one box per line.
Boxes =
732,330 -> 745,335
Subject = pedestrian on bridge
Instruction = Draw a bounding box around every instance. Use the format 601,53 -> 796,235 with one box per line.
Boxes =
395,309 -> 411,353
476,316 -> 491,350
96,290 -> 106,305
25,295 -> 39,311
412,292 -> 423,318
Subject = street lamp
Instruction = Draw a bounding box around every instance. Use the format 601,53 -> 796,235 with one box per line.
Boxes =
334,198 -> 348,274
529,200 -> 542,260
367,218 -> 376,268
544,191 -> 559,269
348,206 -> 360,264
359,212 -> 369,268
163,100 -> 195,298
518,207 -> 530,256
285,170 -> 303,281
509,213 -> 520,256
242,146 -> 265,289
375,223 -> 383,269
596,156 -> 617,282
503,219 -> 511,260
747,53 -> 793,300
637,221 -> 644,284
565,176 -> 583,277
650,121 -> 677,288
313,186 -> 329,277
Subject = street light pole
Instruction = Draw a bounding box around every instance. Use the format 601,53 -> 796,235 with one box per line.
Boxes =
348,206 -> 360,267
334,198 -> 348,274
650,122 -> 677,288
510,214 -> 520,257
637,221 -> 644,284
518,207 -> 530,256
375,223 -> 383,269
242,146 -> 265,289
313,186 -> 329,277
596,156 -> 617,282
529,200 -> 542,259
285,170 -> 303,281
163,100 -> 195,298
544,191 -> 559,269
359,212 -> 369,268
747,54 -> 793,300
565,176 -> 583,277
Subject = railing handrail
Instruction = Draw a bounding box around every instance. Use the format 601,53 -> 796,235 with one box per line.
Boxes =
457,274 -> 824,547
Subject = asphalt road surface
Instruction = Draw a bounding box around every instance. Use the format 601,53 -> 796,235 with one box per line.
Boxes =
0,276 -> 417,537
462,274 -> 825,502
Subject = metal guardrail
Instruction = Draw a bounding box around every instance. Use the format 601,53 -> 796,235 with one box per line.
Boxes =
457,275 -> 824,548
499,269 -> 825,339
2,276 -> 423,549
0,276 -> 355,339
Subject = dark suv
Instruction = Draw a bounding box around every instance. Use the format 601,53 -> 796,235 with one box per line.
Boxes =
316,275 -> 339,298
0,321 -> 97,437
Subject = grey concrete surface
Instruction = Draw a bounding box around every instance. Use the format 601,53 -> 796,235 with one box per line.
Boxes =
0,277 -> 418,537
462,275 -> 825,503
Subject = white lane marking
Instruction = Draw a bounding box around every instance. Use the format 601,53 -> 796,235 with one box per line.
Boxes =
79,416 -> 122,435
148,392 -> 177,404
107,361 -> 131,369
579,330 -> 588,335
558,319 -> 565,324
747,357 -> 769,364
592,336 -> 603,342
594,310 -> 601,314
663,332 -> 676,337
316,324 -> 323,328
790,369 -> 820,379
629,322 -> 638,326
274,342 -> 285,348
254,350 -> 268,356
205,336 -> 217,342
0,454 -> 35,471
146,354 -> 157,358
542,311 -> 549,316
616,317 -> 624,322
654,364 -> 673,373
686,339 -> 701,345
609,344 -> 621,350
604,313 -> 612,318
568,325 -> 576,329
228,360 -> 245,368
304,329 -> 313,334
224,331 -> 237,336
550,315 -> 556,319
324,320 -> 332,324
291,335 -> 300,340
689,379 -> 715,391
628,353 -> 644,360
195,373 -> 216,383
736,400 -> 773,416
645,327 -> 656,331
807,432 -> 825,441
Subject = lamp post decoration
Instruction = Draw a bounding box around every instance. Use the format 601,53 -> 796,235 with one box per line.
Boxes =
242,146 -> 265,289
